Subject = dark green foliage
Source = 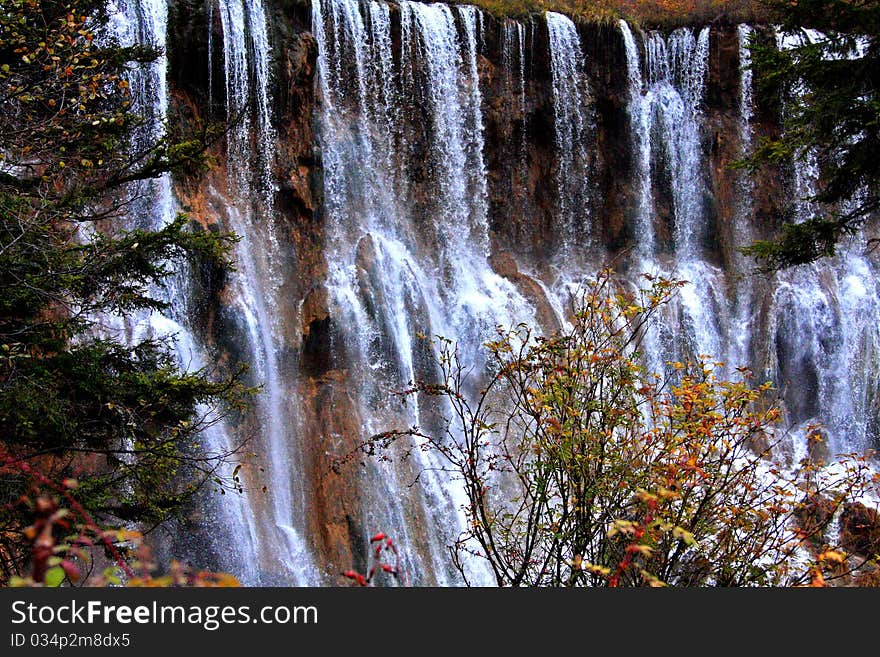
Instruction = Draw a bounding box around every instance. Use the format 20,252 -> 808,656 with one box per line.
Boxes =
0,0 -> 250,581
741,0 -> 880,268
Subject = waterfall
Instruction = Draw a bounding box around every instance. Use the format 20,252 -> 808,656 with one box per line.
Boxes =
737,25 -> 754,151
106,0 -> 172,230
763,27 -> 880,455
617,23 -> 729,371
215,0 -> 315,584
105,0 -> 262,582
546,12 -> 592,250
643,27 -> 710,259
732,24 -> 756,368
98,0 -> 880,585
314,0 -> 540,584
502,19 -> 528,176
619,20 -> 655,261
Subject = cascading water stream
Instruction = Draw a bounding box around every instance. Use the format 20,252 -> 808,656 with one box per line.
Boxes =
619,20 -> 655,263
618,22 -> 731,373
104,0 -> 261,582
546,12 -> 592,251
730,24 -> 757,370
215,0 -> 314,584
314,0 -> 541,584
501,18 -> 528,175
763,28 -> 880,457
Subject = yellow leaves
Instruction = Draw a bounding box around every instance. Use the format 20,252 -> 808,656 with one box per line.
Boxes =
110,529 -> 142,544
656,486 -> 680,500
809,567 -> 828,587
608,519 -> 637,538
672,526 -> 696,546
640,570 -> 667,587
581,562 -> 612,577
629,544 -> 654,557
817,550 -> 846,564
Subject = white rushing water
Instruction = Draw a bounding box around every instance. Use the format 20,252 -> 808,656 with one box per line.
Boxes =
501,18 -> 528,172
546,12 -> 592,251
105,0 -> 262,582
731,23 -> 756,370
310,4 -> 879,582
762,27 -> 880,456
618,21 -> 730,373
215,0 -> 315,584
314,0 -> 542,584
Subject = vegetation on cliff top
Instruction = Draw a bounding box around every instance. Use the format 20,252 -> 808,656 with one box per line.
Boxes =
456,0 -> 765,28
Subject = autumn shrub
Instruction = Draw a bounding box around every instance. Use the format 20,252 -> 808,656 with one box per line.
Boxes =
0,447 -> 239,587
341,532 -> 403,587
351,270 -> 878,586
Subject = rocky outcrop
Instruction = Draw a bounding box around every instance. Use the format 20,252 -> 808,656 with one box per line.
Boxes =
840,503 -> 880,559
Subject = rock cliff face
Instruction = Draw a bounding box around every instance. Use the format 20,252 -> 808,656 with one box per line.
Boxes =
152,0 -> 879,584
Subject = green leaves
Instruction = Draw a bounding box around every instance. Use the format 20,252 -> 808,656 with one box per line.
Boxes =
739,3 -> 880,268
44,566 -> 65,588
0,0 -> 252,582
739,218 -> 843,270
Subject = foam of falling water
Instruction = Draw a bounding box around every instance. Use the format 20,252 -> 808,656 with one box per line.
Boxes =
407,2 -> 488,257
546,12 -> 592,250
731,24 -> 756,369
618,23 -> 727,372
502,19 -> 529,184
315,0 -> 458,585
315,0 -> 542,585
751,27 -> 880,458
216,0 -> 315,584
106,0 -> 171,230
737,25 -> 754,147
619,20 -> 655,261
649,28 -> 710,258
516,20 -> 528,170
767,256 -> 880,456
320,0 -> 481,584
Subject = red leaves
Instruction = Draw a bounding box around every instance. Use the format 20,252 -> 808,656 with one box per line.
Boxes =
60,559 -> 80,583
342,532 -> 402,587
342,570 -> 368,587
